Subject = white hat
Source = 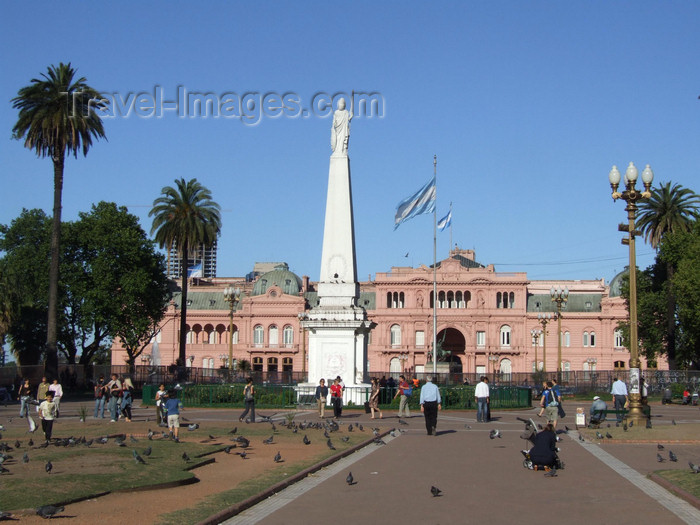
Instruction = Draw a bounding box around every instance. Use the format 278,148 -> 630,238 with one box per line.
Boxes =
593,396 -> 600,401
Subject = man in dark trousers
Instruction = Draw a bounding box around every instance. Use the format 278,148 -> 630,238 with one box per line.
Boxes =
419,376 -> 442,436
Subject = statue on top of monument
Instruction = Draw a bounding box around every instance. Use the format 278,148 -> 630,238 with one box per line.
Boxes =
331,98 -> 352,155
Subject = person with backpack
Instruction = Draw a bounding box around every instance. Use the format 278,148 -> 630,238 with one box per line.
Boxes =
394,375 -> 412,418
239,377 -> 256,423
93,376 -> 107,418
540,381 -> 559,429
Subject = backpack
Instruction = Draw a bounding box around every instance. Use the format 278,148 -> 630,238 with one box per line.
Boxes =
404,386 -> 413,397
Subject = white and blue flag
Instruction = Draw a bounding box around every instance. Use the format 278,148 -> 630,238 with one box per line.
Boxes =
188,262 -> 203,278
394,176 -> 436,230
437,208 -> 452,232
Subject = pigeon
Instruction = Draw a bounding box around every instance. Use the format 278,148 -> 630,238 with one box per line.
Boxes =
464,425 -> 472,430
346,472 -> 354,485
431,486 -> 442,497
327,439 -> 336,450
489,429 -> 501,439
147,430 -> 154,440
629,420 -> 634,427
359,425 -> 364,432
398,419 -> 408,426
271,423 -> 277,432
646,419 -> 653,429
672,419 -> 677,426
657,453 -> 665,462
262,435 -> 274,445
36,505 -> 64,519
99,437 -> 109,444
689,462 -> 700,474
564,426 -> 571,432
578,434 -> 584,442
229,427 -> 238,435
303,435 -> 311,445
605,433 -> 613,439
130,435 -> 139,443
342,436 -> 350,442
348,425 -> 354,432
142,446 -> 152,456
28,438 -> 34,447
182,452 -> 191,462
208,434 -> 216,440
0,511 -> 11,519
187,424 -> 199,431
45,460 -> 52,474
544,468 -> 558,477
273,451 -> 282,463
623,422 -> 628,431
0,465 -> 9,474
596,432 -> 604,440
85,439 -> 94,447
237,437 -> 250,448
224,445 -> 235,454
22,453 -> 29,464
670,451 -> 678,462
14,440 -> 21,449
133,451 -> 146,464
238,450 -> 247,459
324,430 -> 330,439
658,444 -> 665,450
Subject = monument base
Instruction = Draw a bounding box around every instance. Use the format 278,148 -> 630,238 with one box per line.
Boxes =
417,362 -> 451,376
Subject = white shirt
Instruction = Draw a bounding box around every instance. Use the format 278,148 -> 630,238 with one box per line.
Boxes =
611,380 -> 628,396
48,383 -> 63,399
475,381 -> 489,398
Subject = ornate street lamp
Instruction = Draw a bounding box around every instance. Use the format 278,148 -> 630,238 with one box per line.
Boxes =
609,162 -> 654,426
298,312 -> 308,376
537,313 -> 553,373
550,286 -> 569,381
530,328 -> 542,372
398,353 -> 409,372
488,354 -> 499,375
223,285 -> 242,373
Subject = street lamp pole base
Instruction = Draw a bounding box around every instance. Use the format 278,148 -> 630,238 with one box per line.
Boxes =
626,393 -> 647,426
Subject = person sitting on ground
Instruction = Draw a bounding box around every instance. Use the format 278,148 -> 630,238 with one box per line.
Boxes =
683,389 -> 691,405
589,395 -> 608,426
524,423 -> 560,470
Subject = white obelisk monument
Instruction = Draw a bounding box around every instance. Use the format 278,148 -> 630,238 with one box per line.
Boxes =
303,98 -> 372,402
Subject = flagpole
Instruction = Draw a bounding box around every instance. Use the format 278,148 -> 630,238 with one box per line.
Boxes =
449,202 -> 453,257
432,155 -> 437,378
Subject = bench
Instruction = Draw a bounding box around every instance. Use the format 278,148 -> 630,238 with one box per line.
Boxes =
297,394 -> 316,407
588,407 -> 651,427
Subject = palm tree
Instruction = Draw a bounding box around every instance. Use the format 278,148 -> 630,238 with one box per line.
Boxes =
150,178 -> 221,369
637,181 -> 700,366
12,63 -> 106,378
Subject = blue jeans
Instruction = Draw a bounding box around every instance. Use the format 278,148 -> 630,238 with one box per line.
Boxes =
94,397 -> 105,418
20,396 -> 31,417
477,397 -> 489,422
108,397 -> 119,420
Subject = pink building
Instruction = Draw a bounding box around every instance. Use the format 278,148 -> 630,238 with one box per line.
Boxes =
110,250 -> 667,376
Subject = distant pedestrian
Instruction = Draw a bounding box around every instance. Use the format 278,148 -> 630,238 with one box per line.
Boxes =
315,378 -> 328,418
94,376 -> 107,418
163,390 -> 183,441
39,391 -> 57,442
106,374 -> 122,422
475,376 -> 490,423
540,381 -> 559,429
239,377 -> 256,423
36,377 -> 50,413
330,377 -> 343,419
120,378 -> 134,422
155,383 -> 167,426
420,376 -> 441,435
369,377 -> 383,419
394,375 -> 411,418
610,377 -> 628,422
48,379 -> 63,418
17,379 -> 31,418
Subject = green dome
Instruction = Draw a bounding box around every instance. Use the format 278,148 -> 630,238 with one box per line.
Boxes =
609,268 -> 628,298
252,266 -> 302,296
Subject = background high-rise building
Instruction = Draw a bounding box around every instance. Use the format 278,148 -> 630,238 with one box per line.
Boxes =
167,240 -> 218,279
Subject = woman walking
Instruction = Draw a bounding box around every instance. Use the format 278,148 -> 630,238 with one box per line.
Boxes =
48,378 -> 63,418
120,378 -> 134,422
239,377 -> 256,423
369,377 -> 383,419
17,379 -> 31,418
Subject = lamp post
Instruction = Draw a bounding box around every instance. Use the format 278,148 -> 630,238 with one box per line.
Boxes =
223,285 -> 241,374
530,328 -> 542,373
550,287 -> 569,381
398,353 -> 409,373
537,313 -> 553,374
218,353 -> 229,368
609,161 -> 654,426
297,312 -> 308,377
488,354 -> 499,376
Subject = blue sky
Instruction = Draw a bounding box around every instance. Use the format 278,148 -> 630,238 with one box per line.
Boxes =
2,1 -> 699,283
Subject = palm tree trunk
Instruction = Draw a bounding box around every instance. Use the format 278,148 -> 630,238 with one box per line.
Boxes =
178,239 -> 189,371
45,154 -> 64,380
666,261 -> 676,368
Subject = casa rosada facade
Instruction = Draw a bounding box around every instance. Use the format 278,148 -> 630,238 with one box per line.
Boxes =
110,248 -> 667,376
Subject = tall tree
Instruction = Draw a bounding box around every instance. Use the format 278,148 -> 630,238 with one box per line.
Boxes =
149,178 -> 221,369
636,182 -> 700,366
12,63 -> 106,378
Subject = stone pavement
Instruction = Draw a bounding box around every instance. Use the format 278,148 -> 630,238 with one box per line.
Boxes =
223,403 -> 700,525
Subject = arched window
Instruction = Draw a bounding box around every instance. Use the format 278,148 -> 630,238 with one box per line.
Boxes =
496,292 -> 502,308
583,331 -> 589,347
185,325 -> 193,344
500,325 -> 511,347
614,360 -> 625,369
282,357 -> 293,371
253,325 -> 264,346
231,325 -> 239,344
438,291 -> 446,308
502,292 -> 509,309
252,356 -> 263,371
283,325 -> 294,346
463,291 -> 471,308
192,324 -> 202,344
509,292 -> 515,309
590,331 -> 596,347
389,357 -> 401,375
386,292 -> 392,308
269,325 -> 279,347
390,324 -> 401,347
399,292 -> 405,308
267,357 -> 278,372
614,329 -> 624,348
500,358 -> 512,376
447,291 -> 455,309
564,331 -> 570,347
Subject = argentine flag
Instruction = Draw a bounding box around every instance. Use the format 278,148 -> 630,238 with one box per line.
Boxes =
437,209 -> 452,232
188,262 -> 203,278
394,176 -> 436,230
